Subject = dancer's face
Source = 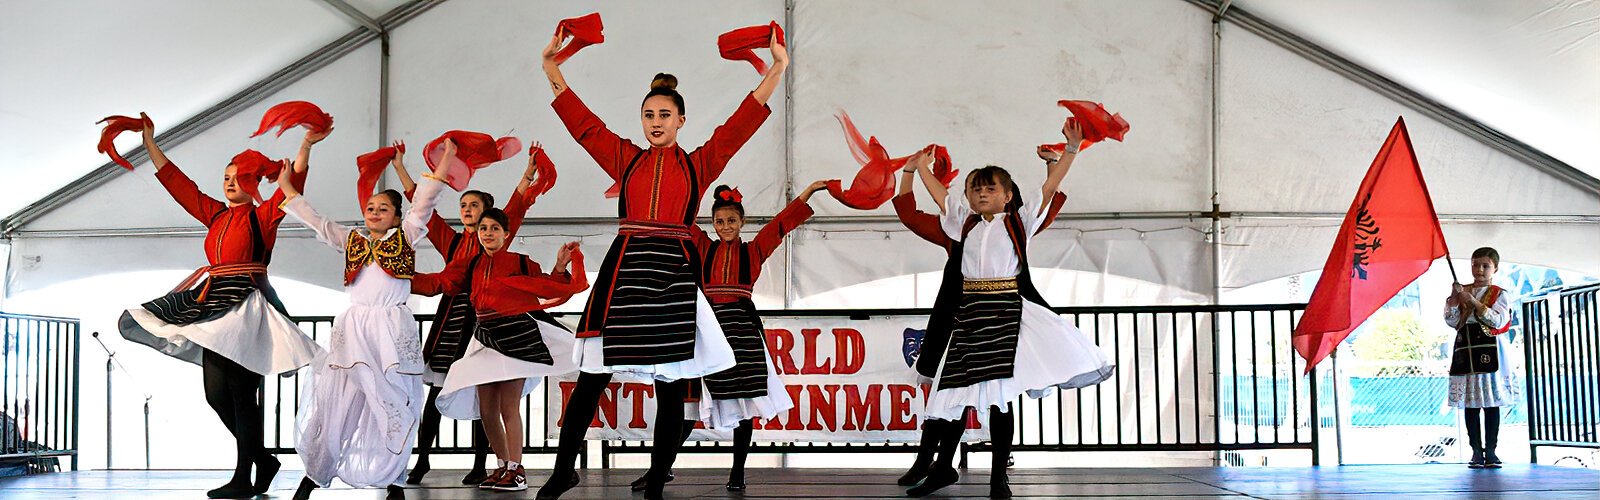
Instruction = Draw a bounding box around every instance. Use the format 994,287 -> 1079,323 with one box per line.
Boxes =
364,194 -> 401,234
1470,256 -> 1497,286
221,165 -> 252,204
477,219 -> 507,253
712,207 -> 744,242
966,177 -> 1013,216
459,193 -> 488,230
641,95 -> 685,148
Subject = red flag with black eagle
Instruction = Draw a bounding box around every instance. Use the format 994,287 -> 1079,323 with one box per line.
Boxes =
1294,117 -> 1449,373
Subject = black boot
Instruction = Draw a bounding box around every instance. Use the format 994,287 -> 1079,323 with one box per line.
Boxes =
989,407 -> 1014,499
253,454 -> 280,494
1464,408 -> 1485,469
899,420 -> 943,486
385,484 -> 405,500
630,469 -> 673,491
1484,407 -> 1503,468
535,470 -> 580,500
290,476 -> 318,500
906,418 -> 963,497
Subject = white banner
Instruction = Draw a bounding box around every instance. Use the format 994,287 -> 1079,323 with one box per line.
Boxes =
544,315 -> 991,442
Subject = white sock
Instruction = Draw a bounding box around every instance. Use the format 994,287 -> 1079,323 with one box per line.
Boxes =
506,460 -> 519,469
496,459 -> 506,469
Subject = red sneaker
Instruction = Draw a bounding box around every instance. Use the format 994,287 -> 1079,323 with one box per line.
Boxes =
478,467 -> 506,490
491,465 -> 527,492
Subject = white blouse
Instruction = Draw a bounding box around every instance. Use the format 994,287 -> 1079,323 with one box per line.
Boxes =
939,190 -> 1051,280
1443,284 -> 1513,330
285,176 -> 446,267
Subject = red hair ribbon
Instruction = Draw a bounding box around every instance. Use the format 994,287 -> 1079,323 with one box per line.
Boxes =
527,142 -> 558,197
717,21 -> 785,75
1043,100 -> 1129,153
553,13 -> 604,64
230,149 -> 285,203
424,131 -> 521,191
719,187 -> 744,203
827,111 -> 952,210
251,101 -> 333,138
355,142 -> 405,204
96,113 -> 152,170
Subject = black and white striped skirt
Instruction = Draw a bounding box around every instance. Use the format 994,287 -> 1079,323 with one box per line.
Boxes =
119,275 -> 322,376
436,311 -> 578,420
936,290 -> 1024,390
703,300 -> 770,399
474,312 -> 554,365
593,236 -> 700,365
422,292 -> 476,381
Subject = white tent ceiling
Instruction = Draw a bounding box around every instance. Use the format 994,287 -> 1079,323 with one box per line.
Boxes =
2,0 -> 1596,306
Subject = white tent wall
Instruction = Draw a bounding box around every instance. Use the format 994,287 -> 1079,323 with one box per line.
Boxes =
1214,22 -> 1600,292
3,2 -> 1596,311
5,42 -> 383,295
385,0 -> 790,219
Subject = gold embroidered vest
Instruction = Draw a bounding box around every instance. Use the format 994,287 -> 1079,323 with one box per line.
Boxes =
344,229 -> 415,285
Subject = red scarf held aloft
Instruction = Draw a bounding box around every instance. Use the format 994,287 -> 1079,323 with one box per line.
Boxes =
717,21 -> 785,75
527,142 -> 558,197
1042,100 -> 1129,153
503,248 -> 589,312
552,13 -> 604,64
230,149 -> 284,203
96,114 -> 152,170
251,101 -> 333,138
424,131 -> 521,191
827,111 -> 953,210
355,142 -> 405,205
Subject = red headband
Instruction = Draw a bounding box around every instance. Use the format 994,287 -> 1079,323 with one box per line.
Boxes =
251,101 -> 333,138
553,13 -> 604,64
230,149 -> 284,203
356,142 -> 405,205
424,131 -> 521,191
96,113 -> 152,170
717,21 -> 785,75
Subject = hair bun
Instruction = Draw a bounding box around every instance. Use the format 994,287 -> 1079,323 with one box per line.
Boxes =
650,73 -> 678,91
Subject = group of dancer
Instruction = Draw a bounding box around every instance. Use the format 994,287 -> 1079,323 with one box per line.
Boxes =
109,16 -> 1117,500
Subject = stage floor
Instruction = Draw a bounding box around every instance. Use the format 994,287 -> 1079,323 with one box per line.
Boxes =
2,465 -> 1598,499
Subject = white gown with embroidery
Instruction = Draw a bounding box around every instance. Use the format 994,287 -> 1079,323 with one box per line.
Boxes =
285,178 -> 444,488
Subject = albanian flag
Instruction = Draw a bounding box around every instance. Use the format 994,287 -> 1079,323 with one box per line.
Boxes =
1294,117 -> 1448,373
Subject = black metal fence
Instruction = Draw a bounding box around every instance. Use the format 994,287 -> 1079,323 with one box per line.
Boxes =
271,303 -> 1319,467
1523,283 -> 1600,462
0,312 -> 79,474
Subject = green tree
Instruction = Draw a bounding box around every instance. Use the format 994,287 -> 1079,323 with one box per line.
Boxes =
1351,309 -> 1445,363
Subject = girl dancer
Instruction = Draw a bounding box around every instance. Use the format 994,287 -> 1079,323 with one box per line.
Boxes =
116,115 -> 325,499
534,28 -> 788,500
280,143 -> 452,500
904,122 -> 1115,498
411,203 -> 587,493
1444,247 -> 1515,469
694,182 -> 829,490
391,144 -> 545,485
890,155 -> 1070,488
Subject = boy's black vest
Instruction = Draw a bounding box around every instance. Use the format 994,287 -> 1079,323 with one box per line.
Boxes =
915,211 -> 1050,378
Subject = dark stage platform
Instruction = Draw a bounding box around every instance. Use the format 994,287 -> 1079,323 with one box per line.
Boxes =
2,465 -> 1598,499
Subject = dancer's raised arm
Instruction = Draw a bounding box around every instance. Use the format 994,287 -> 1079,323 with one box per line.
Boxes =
750,30 -> 789,105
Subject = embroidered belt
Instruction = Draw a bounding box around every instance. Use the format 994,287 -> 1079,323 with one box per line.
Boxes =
618,219 -> 691,240
962,277 -> 1019,294
703,284 -> 754,299
172,263 -> 269,301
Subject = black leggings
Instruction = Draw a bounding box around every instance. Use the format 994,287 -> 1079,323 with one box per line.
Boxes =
929,407 -> 1013,480
413,385 -> 490,470
1464,407 -> 1502,452
201,349 -> 265,482
553,372 -> 690,482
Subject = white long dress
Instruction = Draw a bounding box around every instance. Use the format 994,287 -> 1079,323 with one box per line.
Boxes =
922,191 -> 1116,425
285,178 -> 445,488
1445,285 -> 1519,408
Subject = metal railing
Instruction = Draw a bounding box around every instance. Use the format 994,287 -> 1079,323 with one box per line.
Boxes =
271,303 -> 1319,467
0,312 -> 79,474
1523,283 -> 1600,462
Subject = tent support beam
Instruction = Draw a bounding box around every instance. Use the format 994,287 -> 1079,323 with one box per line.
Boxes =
1186,0 -> 1600,194
319,0 -> 383,33
11,212 -> 1597,239
0,0 -> 442,237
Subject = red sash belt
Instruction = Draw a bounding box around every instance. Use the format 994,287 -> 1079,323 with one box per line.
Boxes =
171,263 -> 268,302
618,219 -> 691,240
